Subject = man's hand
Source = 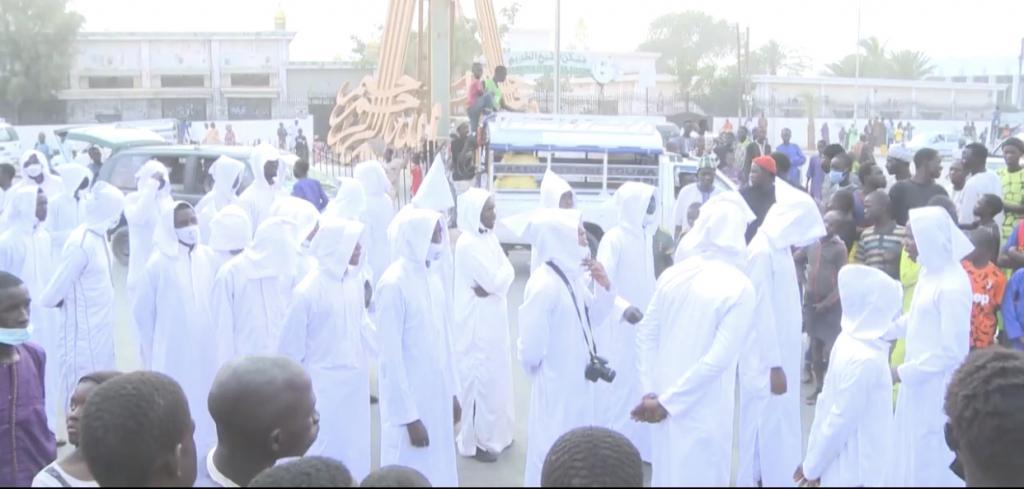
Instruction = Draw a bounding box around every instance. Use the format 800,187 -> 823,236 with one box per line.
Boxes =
453,396 -> 462,425
363,280 -> 373,309
151,173 -> 166,191
891,366 -> 901,384
406,419 -> 430,447
472,283 -> 490,298
770,367 -> 788,395
585,259 -> 611,290
793,465 -> 820,487
630,394 -> 668,424
622,306 -> 644,325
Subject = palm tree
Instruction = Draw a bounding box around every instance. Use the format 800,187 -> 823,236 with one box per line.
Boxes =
888,49 -> 935,79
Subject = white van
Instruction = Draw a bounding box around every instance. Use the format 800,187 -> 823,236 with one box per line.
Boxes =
0,122 -> 21,166
482,113 -> 737,248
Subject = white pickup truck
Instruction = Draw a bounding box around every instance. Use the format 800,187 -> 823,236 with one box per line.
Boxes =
481,113 -> 737,252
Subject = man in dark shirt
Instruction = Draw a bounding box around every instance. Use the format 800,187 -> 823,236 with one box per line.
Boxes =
741,155 -> 777,243
742,127 -> 772,187
888,148 -> 948,226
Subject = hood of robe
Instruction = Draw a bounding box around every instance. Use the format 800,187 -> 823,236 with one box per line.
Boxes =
907,206 -> 974,272
457,188 -> 493,237
312,217 -> 365,279
756,184 -> 826,251
839,264 -> 903,341
134,159 -> 172,200
2,185 -> 42,233
270,196 -> 320,245
209,155 -> 245,198
57,164 -> 92,199
392,207 -> 443,266
208,204 -> 252,253
676,192 -> 755,264
524,208 -> 586,277
239,217 -> 298,279
614,181 -> 657,235
411,154 -> 455,212
539,169 -> 573,209
325,177 -> 366,220
248,144 -> 284,191
154,200 -> 195,257
83,182 -> 126,232
354,160 -> 392,196
19,150 -> 54,185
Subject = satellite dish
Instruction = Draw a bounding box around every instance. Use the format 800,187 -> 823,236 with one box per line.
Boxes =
591,57 -> 616,85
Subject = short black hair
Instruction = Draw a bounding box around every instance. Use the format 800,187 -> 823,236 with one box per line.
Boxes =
914,148 -> 940,168
979,193 -> 1005,216
831,152 -> 854,171
78,370 -> 122,387
770,151 -> 792,177
857,161 -> 878,183
249,456 -> 353,487
494,65 -> 507,76
0,163 -> 15,179
965,142 -> 989,162
1002,137 -> 1024,153
360,465 -> 431,487
822,144 -> 845,159
80,371 -> 191,487
945,347 -> 1024,482
829,189 -> 856,213
0,270 -> 23,290
293,159 -> 310,178
540,427 -> 643,487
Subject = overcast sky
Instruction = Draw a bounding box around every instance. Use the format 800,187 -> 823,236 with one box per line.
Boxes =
69,0 -> 1022,76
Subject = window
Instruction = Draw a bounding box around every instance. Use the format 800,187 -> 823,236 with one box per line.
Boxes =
951,76 -> 968,83
972,76 -> 990,83
230,73 -> 271,87
0,127 -> 17,142
109,155 -> 188,193
161,75 -> 205,88
88,76 -> 134,89
161,99 -> 207,120
228,98 -> 272,120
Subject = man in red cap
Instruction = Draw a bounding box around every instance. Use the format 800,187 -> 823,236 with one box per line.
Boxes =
741,155 -> 777,242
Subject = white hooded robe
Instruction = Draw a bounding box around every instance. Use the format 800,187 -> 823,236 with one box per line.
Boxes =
48,164 -> 91,258
196,155 -> 245,245
528,170 -> 575,271
14,150 -> 63,205
353,160 -> 395,283
237,144 -> 286,233
206,204 -> 253,274
124,160 -> 173,293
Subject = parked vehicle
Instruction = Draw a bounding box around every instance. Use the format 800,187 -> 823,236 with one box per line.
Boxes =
53,125 -> 169,167
900,131 -> 964,160
0,122 -> 21,166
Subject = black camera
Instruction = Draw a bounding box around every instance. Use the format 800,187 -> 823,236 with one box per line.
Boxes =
584,355 -> 616,383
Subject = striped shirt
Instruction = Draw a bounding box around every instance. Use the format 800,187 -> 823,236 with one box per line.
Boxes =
854,223 -> 907,279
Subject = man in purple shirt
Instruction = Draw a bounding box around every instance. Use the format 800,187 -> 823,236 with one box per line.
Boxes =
291,159 -> 329,212
806,140 -> 827,201
0,271 -> 56,487
776,128 -> 807,186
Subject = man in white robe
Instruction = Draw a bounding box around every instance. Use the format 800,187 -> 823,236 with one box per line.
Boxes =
124,160 -> 172,303
279,218 -> 375,482
196,155 -> 245,245
353,160 -> 395,283
0,185 -> 61,433
453,188 -> 515,462
270,195 -> 321,281
736,183 -> 825,487
41,182 -> 124,401
325,177 -> 367,221
593,181 -> 657,461
796,264 -> 899,487
207,204 -> 252,274
132,200 -> 218,459
238,144 -> 286,232
888,206 -> 972,487
527,170 -> 576,271
14,150 -> 63,202
210,217 -> 298,366
517,208 -> 634,487
48,164 -> 92,258
375,207 -> 460,487
672,160 -> 724,239
632,192 -> 757,487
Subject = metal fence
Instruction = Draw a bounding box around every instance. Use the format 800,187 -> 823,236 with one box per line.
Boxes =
529,90 -> 688,116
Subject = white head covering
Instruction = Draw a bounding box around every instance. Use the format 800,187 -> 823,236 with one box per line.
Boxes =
756,183 -> 826,250
838,264 -> 903,342
675,192 -> 755,265
208,205 -> 252,253
19,150 -> 54,182
457,188 -> 493,237
391,207 -> 443,265
153,200 -> 194,257
613,182 -> 657,234
411,154 -> 455,212
57,163 -> 92,199
239,217 -> 298,279
325,177 -> 366,220
249,143 -> 284,190
270,196 -> 320,245
539,169 -> 573,209
524,208 -> 586,277
134,160 -> 171,199
354,160 -> 391,196
83,182 -> 126,232
907,206 -> 974,272
312,217 -> 365,279
1,185 -> 42,232
209,155 -> 245,198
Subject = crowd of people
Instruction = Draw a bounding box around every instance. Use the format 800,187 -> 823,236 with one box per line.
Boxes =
1,128 -> 1024,488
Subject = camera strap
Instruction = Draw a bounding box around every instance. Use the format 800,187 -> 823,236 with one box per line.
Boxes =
546,261 -> 598,358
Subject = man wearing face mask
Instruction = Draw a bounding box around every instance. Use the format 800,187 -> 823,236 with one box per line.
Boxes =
376,208 -> 461,487
518,209 -> 636,486
279,218 -> 375,481
124,160 -> 173,311
48,164 -> 92,259
207,204 -> 253,274
238,144 -> 285,233
196,155 -> 246,246
0,271 -> 57,487
15,150 -> 63,201
593,182 -> 655,462
41,182 -> 125,402
132,200 -> 219,460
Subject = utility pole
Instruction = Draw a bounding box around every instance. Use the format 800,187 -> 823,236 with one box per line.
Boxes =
1017,37 -> 1023,109
554,0 -> 561,114
745,27 -> 750,120
430,0 -> 452,139
854,1 -> 862,123
737,24 -> 743,121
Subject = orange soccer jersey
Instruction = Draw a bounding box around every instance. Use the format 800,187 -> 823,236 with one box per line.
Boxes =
963,260 -> 1007,349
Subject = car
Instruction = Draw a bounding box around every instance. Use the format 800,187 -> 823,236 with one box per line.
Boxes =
900,131 -> 964,160
52,125 -> 170,167
0,122 -> 21,166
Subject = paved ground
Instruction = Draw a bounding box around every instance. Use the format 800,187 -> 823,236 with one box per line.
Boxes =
89,248 -> 815,487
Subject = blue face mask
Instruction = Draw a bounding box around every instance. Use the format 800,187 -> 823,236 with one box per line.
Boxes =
0,327 -> 30,346
829,170 -> 846,184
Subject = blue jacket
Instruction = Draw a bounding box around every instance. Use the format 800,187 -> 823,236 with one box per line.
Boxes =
1000,268 -> 1024,350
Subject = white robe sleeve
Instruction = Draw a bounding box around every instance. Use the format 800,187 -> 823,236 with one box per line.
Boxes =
210,271 -> 237,366
593,236 -> 631,321
658,286 -> 756,417
463,244 -> 515,296
124,181 -> 159,223
41,246 -> 89,308
801,357 -> 873,480
897,287 -> 970,385
749,255 -> 783,369
375,281 -> 420,425
518,277 -> 555,375
131,259 -> 160,369
278,289 -> 311,364
637,285 -> 663,395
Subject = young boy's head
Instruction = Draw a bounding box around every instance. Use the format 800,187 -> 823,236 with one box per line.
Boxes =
974,194 -> 1004,222
822,210 -> 845,239
540,427 -> 643,487
360,465 -> 431,487
67,371 -> 122,447
79,371 -> 196,487
928,195 -> 959,222
945,347 -> 1024,486
248,456 -> 352,487
293,159 -> 310,179
207,356 -> 319,481
0,271 -> 29,342
827,189 -> 855,215
966,227 -> 999,265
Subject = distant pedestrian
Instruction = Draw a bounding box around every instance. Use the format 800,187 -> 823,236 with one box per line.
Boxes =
294,129 -> 309,162
34,133 -> 51,159
290,159 -> 329,212
277,122 -> 287,150
224,124 -> 237,146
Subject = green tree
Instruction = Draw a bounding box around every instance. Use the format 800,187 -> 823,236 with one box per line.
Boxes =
638,11 -> 733,112
0,0 -> 84,123
824,37 -> 933,80
749,40 -> 808,76
888,49 -> 934,79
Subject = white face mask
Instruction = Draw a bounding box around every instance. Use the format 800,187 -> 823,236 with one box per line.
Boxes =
643,211 -> 657,227
0,326 -> 30,346
427,242 -> 444,262
25,165 -> 42,178
107,216 -> 121,231
175,225 -> 199,246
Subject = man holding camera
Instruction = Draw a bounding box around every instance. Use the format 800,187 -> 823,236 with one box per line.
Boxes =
517,209 -> 641,487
